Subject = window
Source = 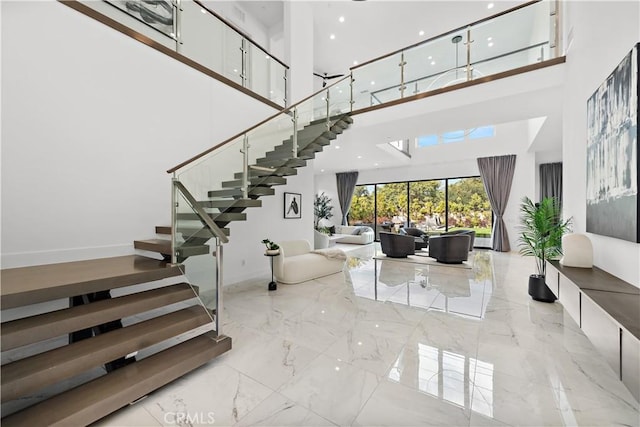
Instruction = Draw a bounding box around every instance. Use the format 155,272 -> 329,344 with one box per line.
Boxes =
416,125 -> 495,148
468,126 -> 495,139
440,130 -> 465,143
417,134 -> 438,147
349,176 -> 492,247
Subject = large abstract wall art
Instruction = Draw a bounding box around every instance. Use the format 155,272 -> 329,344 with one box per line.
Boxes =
586,43 -> 639,243
106,1 -> 176,38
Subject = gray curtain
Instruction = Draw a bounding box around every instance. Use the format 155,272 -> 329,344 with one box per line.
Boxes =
336,171 -> 359,225
477,155 -> 517,252
540,162 -> 562,207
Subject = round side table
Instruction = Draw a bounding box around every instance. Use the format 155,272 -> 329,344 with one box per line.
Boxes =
264,253 -> 279,291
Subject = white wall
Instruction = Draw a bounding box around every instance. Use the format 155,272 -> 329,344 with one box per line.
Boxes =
1,1 -> 276,268
284,1 -> 314,104
562,1 -> 640,287
224,166 -> 315,284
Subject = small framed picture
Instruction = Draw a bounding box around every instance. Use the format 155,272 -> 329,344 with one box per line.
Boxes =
284,192 -> 302,219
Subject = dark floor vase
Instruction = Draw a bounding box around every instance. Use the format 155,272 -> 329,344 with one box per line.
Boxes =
528,275 -> 557,302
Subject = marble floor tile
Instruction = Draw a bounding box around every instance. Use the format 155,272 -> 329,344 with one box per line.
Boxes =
471,371 -> 567,426
141,363 -> 273,426
93,402 -> 161,427
234,392 -> 336,427
353,378 -> 470,426
323,327 -> 406,376
90,249 -> 639,427
219,323 -> 320,390
277,354 -> 380,426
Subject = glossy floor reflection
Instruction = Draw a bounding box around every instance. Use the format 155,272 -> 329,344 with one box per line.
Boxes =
96,246 -> 640,426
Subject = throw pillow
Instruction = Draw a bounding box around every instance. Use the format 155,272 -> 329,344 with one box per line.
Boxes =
328,226 -> 336,235
352,227 -> 363,235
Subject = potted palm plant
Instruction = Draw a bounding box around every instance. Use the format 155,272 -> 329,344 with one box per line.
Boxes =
517,196 -> 571,302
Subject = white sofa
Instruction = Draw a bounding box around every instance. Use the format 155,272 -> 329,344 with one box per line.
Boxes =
314,226 -> 375,249
273,240 -> 346,284
333,225 -> 375,245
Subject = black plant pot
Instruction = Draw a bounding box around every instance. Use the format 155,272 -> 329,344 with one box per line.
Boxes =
528,275 -> 557,303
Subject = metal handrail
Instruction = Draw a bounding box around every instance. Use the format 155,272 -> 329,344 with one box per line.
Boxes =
369,41 -> 550,98
167,74 -> 352,174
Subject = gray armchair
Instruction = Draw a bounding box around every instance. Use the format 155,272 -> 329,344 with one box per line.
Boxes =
428,234 -> 471,264
379,232 -> 415,258
441,229 -> 475,251
400,227 -> 428,250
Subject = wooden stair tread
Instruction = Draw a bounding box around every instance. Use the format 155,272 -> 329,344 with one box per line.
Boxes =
134,239 -> 210,257
1,333 -> 231,427
197,199 -> 262,209
1,283 -> 197,351
207,187 -> 275,198
221,176 -> 287,188
233,167 -> 297,178
156,227 -> 231,238
254,157 -> 307,168
0,256 -> 182,310
174,212 -> 247,221
1,305 -> 211,402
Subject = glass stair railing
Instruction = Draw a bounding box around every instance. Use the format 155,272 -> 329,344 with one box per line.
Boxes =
167,76 -> 353,336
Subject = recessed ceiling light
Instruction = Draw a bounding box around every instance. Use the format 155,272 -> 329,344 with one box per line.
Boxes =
430,61 -> 436,65
330,34 -> 336,40
321,169 -> 325,172
374,163 -> 379,166
353,60 -> 359,65
338,90 -> 343,94
370,81 -> 375,85
233,69 -> 238,73
428,56 -> 432,60
201,8 -> 207,13
339,16 -> 345,23
419,30 -> 425,36
488,3 -> 494,9
335,145 -> 341,149
488,42 -> 494,47
357,155 -> 362,159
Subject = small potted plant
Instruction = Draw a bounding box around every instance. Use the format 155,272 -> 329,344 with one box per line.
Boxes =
261,238 -> 280,255
517,196 -> 571,302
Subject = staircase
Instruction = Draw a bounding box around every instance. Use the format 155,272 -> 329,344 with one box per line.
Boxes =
134,114 -> 354,260
0,113 -> 354,425
0,256 -> 230,426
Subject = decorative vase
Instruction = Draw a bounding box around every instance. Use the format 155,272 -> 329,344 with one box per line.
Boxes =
265,249 -> 280,256
528,274 -> 556,302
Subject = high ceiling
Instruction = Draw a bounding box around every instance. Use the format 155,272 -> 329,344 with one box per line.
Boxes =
241,1 -> 525,78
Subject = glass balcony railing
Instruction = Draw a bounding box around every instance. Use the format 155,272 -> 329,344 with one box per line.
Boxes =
86,0 -> 288,107
352,0 -> 558,109
180,0 -> 288,106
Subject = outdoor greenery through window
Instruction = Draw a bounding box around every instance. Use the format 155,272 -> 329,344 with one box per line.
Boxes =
348,177 -> 492,246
